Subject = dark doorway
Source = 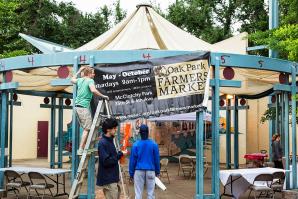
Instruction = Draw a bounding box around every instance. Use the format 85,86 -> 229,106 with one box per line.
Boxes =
37,121 -> 48,158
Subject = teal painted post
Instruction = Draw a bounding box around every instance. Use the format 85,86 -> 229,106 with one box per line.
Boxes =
72,57 -> 79,182
211,77 -> 216,194
291,66 -> 297,188
226,98 -> 231,169
234,96 -> 239,169
0,91 -> 8,187
50,97 -> 56,168
58,98 -> 63,168
195,111 -> 204,199
269,96 -> 273,162
0,72 -> 8,187
211,57 -> 220,198
87,155 -> 95,199
9,92 -> 13,167
269,0 -> 279,58
275,94 -> 279,135
284,92 -> 290,188
281,93 -> 285,151
88,55 -> 96,199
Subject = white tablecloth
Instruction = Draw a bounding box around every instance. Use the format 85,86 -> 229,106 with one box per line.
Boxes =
0,166 -> 71,175
289,163 -> 298,188
220,167 -> 285,199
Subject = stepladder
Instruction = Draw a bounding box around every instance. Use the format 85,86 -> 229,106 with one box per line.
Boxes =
68,99 -> 129,199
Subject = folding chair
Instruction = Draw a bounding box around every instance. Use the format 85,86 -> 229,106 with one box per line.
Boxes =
178,154 -> 190,176
27,172 -> 54,199
179,156 -> 194,179
271,171 -> 285,193
160,158 -> 170,183
248,174 -> 274,199
4,170 -> 30,198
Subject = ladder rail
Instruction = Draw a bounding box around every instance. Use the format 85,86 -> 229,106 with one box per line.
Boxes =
69,100 -> 105,199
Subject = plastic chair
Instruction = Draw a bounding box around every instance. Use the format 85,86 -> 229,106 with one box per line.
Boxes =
271,171 -> 285,193
160,158 -> 170,183
27,172 -> 54,199
4,170 -> 30,198
248,174 -> 274,199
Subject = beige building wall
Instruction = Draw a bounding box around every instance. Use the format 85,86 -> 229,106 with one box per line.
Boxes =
10,94 -> 72,160
246,97 -> 270,156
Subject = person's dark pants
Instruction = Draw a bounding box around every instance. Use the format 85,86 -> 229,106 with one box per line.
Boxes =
274,160 -> 283,169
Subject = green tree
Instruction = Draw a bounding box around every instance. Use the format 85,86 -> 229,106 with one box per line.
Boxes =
113,0 -> 126,24
0,0 -> 117,58
249,24 -> 298,61
166,0 -> 222,43
249,0 -> 298,61
165,0 -> 269,44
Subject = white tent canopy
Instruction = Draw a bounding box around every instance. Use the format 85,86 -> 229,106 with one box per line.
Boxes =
148,112 -> 212,122
8,4 -> 285,97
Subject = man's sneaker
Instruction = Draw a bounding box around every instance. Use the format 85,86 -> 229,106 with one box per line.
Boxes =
77,148 -> 83,155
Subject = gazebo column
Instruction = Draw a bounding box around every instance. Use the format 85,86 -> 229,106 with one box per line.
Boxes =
195,110 -> 204,199
284,91 -> 290,188
275,93 -> 280,135
58,97 -> 64,168
291,66 -> 297,188
233,96 -> 239,169
226,97 -> 231,169
50,97 -> 56,168
268,96 -> 275,162
72,56 -> 80,182
211,57 -> 220,198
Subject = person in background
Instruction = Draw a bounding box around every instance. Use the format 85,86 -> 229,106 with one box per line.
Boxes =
71,65 -> 109,155
272,134 -> 283,169
219,123 -> 226,134
97,118 -> 123,199
129,124 -> 160,199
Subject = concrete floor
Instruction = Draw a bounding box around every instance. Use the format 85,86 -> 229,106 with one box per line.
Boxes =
0,159 -> 287,199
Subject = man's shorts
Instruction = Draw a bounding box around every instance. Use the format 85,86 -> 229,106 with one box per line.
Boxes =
75,107 -> 92,130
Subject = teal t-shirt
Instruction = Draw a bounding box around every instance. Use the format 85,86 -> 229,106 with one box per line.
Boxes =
75,78 -> 95,108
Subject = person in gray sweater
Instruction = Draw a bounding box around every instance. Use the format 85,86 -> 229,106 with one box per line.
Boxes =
272,134 -> 283,169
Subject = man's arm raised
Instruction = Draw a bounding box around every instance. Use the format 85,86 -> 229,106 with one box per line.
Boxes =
71,67 -> 85,84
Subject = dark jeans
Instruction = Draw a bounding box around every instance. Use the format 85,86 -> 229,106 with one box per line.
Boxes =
274,160 -> 283,169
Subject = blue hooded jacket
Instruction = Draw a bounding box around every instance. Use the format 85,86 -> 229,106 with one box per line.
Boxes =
129,124 -> 160,177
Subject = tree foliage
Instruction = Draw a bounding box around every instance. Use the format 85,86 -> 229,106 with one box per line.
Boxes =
0,0 -> 126,58
249,24 -> 298,61
165,0 -> 268,44
249,0 -> 298,61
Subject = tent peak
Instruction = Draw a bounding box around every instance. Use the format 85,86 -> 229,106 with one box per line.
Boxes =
136,3 -> 152,9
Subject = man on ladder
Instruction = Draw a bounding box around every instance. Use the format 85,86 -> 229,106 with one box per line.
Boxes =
97,118 -> 124,199
71,65 -> 109,155
69,66 -> 129,199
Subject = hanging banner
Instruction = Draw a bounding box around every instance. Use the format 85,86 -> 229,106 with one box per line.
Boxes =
92,52 -> 210,120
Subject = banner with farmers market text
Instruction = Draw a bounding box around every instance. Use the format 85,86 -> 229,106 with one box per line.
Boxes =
92,52 -> 210,120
